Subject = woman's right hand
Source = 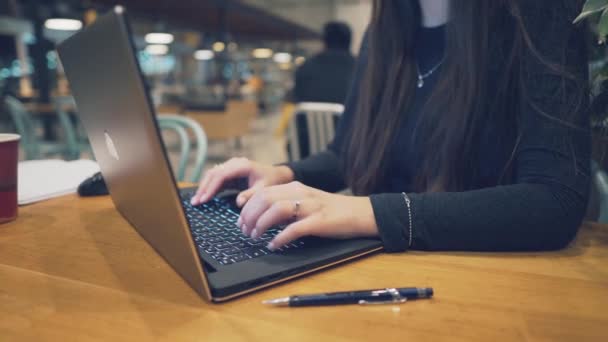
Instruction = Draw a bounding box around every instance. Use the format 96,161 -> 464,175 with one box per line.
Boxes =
190,157 -> 295,207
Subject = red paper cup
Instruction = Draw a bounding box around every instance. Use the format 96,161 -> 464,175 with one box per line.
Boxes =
0,134 -> 20,224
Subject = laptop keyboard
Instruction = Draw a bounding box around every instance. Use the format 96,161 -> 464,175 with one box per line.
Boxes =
180,194 -> 305,265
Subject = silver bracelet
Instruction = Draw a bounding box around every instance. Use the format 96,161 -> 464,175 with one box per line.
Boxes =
401,192 -> 413,248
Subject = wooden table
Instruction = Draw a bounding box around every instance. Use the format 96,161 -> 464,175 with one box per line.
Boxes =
1,194 -> 607,341
22,102 -> 58,115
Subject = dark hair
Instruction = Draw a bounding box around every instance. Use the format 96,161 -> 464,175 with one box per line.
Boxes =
323,22 -> 352,50
344,0 -> 586,194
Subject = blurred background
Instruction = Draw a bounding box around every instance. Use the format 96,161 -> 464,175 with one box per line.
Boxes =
1,0 -> 606,184
0,0 -> 372,182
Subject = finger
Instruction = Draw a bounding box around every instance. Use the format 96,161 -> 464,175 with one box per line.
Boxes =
245,181 -> 306,205
194,158 -> 248,198
239,188 -> 276,236
267,218 -> 317,250
239,182 -> 306,235
198,159 -> 252,203
250,200 -> 299,239
235,183 -> 267,234
192,170 -> 216,205
236,182 -> 263,207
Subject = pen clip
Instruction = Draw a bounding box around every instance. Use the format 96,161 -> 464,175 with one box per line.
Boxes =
358,288 -> 408,305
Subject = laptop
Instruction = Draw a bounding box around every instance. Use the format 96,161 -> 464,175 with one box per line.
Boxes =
57,6 -> 383,302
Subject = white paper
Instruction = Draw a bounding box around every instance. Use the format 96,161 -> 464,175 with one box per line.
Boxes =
18,159 -> 100,205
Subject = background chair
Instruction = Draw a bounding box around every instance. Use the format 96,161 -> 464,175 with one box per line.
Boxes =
157,114 -> 208,182
3,95 -> 79,160
591,161 -> 608,223
53,96 -> 91,160
286,102 -> 344,161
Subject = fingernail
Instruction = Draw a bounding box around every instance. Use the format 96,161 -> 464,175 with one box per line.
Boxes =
236,196 -> 243,206
242,224 -> 248,235
190,197 -> 197,205
266,242 -> 276,251
237,216 -> 242,227
251,229 -> 259,239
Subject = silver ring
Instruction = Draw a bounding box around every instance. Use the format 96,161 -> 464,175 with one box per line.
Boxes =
293,201 -> 301,221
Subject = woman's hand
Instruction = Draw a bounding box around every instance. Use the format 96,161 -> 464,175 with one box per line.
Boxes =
191,158 -> 294,206
236,181 -> 379,250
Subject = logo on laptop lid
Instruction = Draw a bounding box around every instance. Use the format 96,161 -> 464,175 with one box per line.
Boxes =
104,131 -> 120,161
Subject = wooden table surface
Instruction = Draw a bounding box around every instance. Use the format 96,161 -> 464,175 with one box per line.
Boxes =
1,193 -> 607,341
22,101 -> 76,115
22,102 -> 57,114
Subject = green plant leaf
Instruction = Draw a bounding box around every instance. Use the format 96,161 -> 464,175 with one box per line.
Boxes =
599,8 -> 608,43
574,0 -> 608,23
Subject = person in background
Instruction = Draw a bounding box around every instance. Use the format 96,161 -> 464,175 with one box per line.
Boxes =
280,22 -> 357,158
192,0 -> 590,254
293,22 -> 356,104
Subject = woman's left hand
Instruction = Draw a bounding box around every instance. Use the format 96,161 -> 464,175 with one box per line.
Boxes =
236,181 -> 379,250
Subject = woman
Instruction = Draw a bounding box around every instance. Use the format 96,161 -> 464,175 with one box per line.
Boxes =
191,0 -> 591,253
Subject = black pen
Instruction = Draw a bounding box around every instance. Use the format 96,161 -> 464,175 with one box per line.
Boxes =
262,287 -> 433,307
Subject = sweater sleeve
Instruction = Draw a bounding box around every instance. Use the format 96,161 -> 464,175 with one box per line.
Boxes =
285,32 -> 370,192
372,1 -> 591,252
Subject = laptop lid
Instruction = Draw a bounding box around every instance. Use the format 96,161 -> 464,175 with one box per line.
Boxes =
57,7 -> 212,300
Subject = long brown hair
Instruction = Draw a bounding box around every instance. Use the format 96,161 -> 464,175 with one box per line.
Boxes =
344,0 -> 586,194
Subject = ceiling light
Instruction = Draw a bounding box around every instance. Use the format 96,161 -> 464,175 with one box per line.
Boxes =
145,44 -> 169,55
145,33 -> 174,45
273,52 -> 292,64
194,49 -> 214,60
212,42 -> 225,52
44,18 -> 83,31
295,56 -> 306,66
252,48 -> 273,59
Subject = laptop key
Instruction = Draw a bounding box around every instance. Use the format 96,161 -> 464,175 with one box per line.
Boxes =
224,221 -> 236,226
222,247 -> 242,256
259,247 -> 273,254
207,251 -> 221,258
219,258 -> 234,265
215,242 -> 232,250
230,254 -> 249,263
205,245 -> 218,252
206,237 -> 223,244
244,240 -> 265,247
244,248 -> 267,258
225,236 -> 241,244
